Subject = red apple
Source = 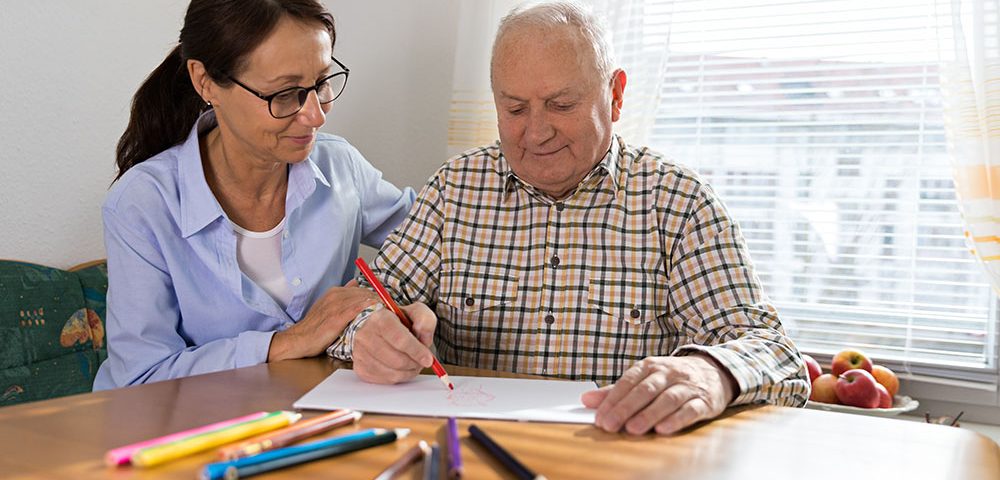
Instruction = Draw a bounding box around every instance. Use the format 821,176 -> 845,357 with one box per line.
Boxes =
875,383 -> 892,408
802,354 -> 822,384
810,373 -> 839,404
831,349 -> 873,376
871,365 -> 899,398
835,369 -> 880,408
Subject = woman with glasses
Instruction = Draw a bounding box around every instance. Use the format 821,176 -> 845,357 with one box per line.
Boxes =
93,0 -> 415,389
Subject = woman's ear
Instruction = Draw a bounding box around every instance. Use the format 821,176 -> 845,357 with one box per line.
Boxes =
187,59 -> 216,106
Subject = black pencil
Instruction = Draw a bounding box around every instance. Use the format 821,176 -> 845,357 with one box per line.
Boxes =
468,424 -> 546,480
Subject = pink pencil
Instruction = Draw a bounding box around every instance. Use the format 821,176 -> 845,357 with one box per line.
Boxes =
104,411 -> 269,466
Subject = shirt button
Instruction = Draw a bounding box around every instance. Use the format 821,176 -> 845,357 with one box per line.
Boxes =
544,314 -> 555,325
555,202 -> 565,212
465,297 -> 475,307
291,277 -> 302,287
283,231 -> 289,239
550,255 -> 560,267
630,308 -> 641,319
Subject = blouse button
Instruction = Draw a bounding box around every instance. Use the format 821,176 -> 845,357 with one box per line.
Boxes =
291,277 -> 302,287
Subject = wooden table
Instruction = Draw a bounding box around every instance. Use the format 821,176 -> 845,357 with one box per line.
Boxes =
0,357 -> 997,479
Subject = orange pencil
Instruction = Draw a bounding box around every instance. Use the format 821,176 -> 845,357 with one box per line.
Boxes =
355,257 -> 454,390
218,409 -> 362,460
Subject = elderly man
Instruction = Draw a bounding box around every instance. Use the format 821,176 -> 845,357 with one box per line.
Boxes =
330,1 -> 809,435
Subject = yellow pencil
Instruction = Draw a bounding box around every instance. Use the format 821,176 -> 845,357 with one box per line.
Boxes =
131,411 -> 300,468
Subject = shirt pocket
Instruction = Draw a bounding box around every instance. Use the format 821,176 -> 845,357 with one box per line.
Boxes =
588,275 -> 666,326
439,268 -> 519,312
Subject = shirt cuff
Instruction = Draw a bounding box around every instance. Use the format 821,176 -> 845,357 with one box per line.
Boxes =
235,330 -> 278,368
326,303 -> 383,360
675,344 -> 758,406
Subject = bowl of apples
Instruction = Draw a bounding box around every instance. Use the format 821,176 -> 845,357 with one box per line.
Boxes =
803,349 -> 918,417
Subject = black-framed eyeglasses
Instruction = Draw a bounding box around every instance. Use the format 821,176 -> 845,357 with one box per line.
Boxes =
228,56 -> 350,119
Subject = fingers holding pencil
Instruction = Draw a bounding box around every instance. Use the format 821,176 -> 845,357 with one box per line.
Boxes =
353,258 -> 454,390
353,305 -> 438,384
400,302 -> 437,347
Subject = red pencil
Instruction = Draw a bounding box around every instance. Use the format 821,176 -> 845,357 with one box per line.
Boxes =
355,258 -> 454,390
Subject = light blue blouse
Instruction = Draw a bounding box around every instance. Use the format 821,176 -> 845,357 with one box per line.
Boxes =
93,111 -> 414,390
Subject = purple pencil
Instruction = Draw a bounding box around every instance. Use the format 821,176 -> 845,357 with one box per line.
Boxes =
446,417 -> 463,478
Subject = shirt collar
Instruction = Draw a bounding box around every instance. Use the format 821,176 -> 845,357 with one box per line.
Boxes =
496,135 -> 623,202
178,110 -> 224,238
178,110 -> 330,238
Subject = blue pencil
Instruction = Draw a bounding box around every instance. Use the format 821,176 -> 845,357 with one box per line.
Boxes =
468,424 -> 546,480
200,428 -> 409,480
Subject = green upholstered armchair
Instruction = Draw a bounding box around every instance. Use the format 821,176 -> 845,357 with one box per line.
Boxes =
0,260 -> 107,406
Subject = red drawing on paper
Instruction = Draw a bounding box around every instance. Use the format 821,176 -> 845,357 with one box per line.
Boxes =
447,383 -> 496,407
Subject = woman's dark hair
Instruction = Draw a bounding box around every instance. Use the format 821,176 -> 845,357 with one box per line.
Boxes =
114,0 -> 335,182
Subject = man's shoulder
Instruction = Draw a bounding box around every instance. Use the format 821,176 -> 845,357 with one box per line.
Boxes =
443,142 -> 502,168
619,140 -> 707,189
427,142 -> 504,183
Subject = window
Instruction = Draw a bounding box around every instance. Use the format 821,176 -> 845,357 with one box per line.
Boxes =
612,0 -> 999,389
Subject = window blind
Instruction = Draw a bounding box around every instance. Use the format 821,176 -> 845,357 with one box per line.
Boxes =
632,0 -> 997,382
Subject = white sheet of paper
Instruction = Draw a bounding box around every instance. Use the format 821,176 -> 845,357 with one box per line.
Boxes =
293,370 -> 598,424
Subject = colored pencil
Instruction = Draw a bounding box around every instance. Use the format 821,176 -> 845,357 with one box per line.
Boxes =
468,424 -> 547,480
200,428 -> 410,480
446,417 -> 463,478
373,440 -> 430,480
218,409 -> 360,460
104,411 -> 269,466
355,257 -> 453,390
131,411 -> 299,468
423,443 -> 441,480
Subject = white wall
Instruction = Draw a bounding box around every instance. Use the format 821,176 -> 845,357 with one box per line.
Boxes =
0,1 -> 460,269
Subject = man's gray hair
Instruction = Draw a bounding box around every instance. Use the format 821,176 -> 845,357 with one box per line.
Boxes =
491,1 -> 615,83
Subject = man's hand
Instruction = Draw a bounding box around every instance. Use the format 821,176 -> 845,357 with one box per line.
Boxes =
581,353 -> 738,435
352,302 -> 438,384
268,280 -> 378,362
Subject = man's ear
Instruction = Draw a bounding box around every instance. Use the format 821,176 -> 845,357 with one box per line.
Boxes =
610,69 -> 627,122
187,59 -> 216,105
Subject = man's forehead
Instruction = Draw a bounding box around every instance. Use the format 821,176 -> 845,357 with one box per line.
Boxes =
496,23 -> 585,58
492,27 -> 601,93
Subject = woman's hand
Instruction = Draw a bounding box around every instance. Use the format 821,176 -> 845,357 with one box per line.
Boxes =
267,280 -> 378,362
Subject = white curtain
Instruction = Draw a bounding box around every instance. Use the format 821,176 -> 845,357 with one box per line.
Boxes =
941,0 -> 1000,295
446,0 -> 518,156
588,0 -> 671,142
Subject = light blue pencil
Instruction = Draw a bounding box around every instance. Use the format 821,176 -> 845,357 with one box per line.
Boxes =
200,428 -> 409,480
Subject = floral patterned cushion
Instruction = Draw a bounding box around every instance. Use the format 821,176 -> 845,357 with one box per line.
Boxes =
0,260 -> 107,406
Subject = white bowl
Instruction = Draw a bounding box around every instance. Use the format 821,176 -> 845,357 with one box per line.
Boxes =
804,395 -> 919,417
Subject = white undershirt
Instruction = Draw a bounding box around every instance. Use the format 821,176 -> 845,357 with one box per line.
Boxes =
231,218 -> 293,309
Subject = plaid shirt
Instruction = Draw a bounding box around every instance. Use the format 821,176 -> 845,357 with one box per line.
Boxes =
331,136 -> 808,407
